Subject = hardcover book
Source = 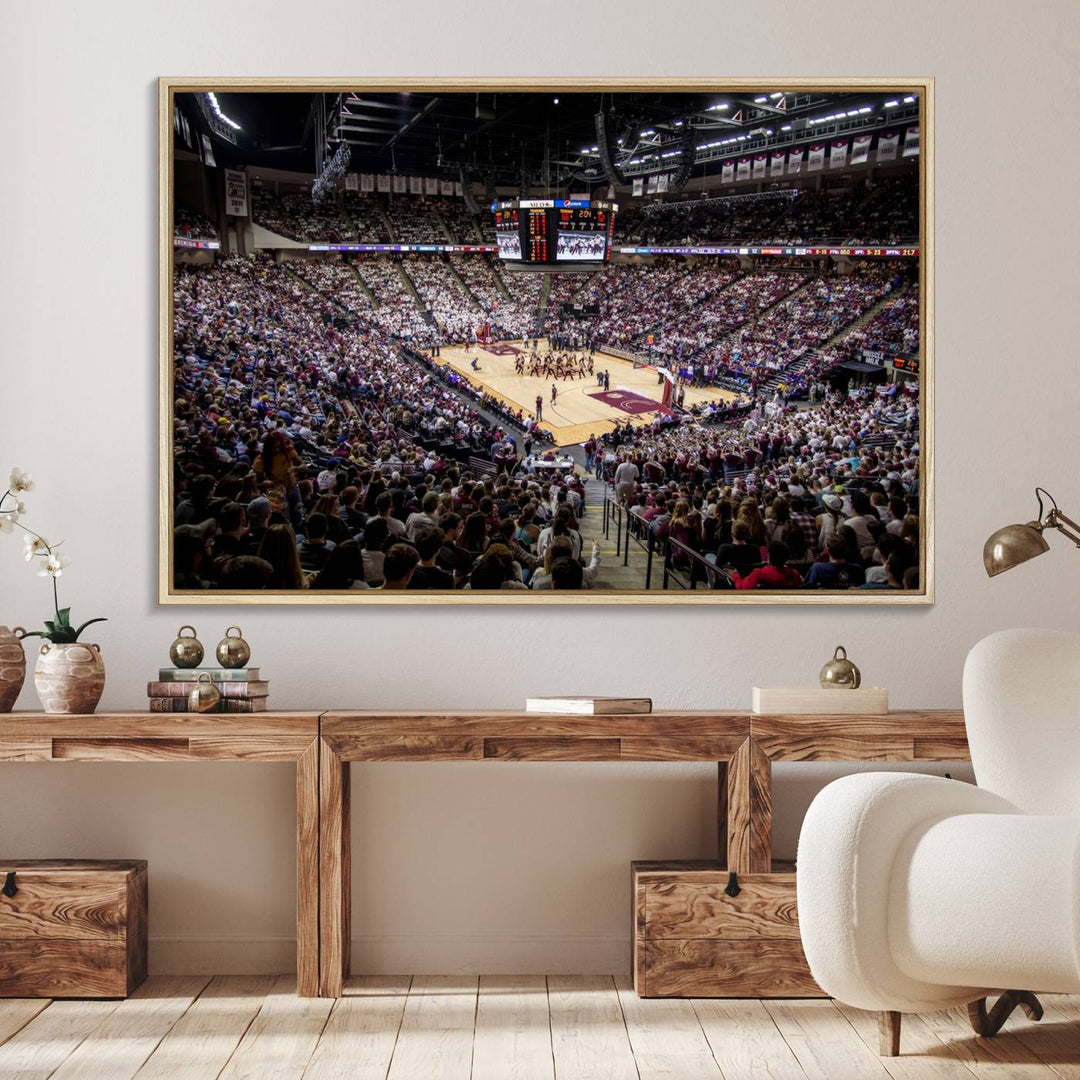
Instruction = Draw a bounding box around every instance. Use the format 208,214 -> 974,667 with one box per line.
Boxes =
158,668 -> 261,681
147,696 -> 268,713
147,680 -> 269,699
524,696 -> 652,715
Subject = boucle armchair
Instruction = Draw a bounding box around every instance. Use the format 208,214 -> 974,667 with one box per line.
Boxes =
797,628 -> 1080,1055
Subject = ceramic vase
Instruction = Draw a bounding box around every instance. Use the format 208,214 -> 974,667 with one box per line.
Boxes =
0,626 -> 27,712
34,642 -> 106,714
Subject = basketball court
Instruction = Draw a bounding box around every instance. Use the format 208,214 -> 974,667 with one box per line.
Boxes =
430,337 -> 738,447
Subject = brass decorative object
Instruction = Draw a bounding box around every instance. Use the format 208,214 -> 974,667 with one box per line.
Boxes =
984,488 -> 1080,577
168,625 -> 204,668
820,645 -> 862,689
215,626 -> 251,669
0,626 -> 27,713
187,672 -> 221,713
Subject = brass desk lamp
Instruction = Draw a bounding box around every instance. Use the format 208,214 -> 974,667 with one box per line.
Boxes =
984,488 -> 1080,577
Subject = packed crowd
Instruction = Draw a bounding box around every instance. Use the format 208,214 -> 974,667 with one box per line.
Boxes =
712,266 -> 903,390
172,253 -> 589,590
349,256 -> 435,343
842,281 -> 919,356
174,207 -> 219,241
384,199 -> 447,243
288,258 -> 373,316
251,190 -> 357,243
401,256 -> 478,340
340,192 -> 390,242
603,381 -> 921,590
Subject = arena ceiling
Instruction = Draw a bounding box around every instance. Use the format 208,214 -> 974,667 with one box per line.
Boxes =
179,89 -> 919,188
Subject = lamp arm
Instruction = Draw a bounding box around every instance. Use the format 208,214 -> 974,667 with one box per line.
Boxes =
1047,509 -> 1080,548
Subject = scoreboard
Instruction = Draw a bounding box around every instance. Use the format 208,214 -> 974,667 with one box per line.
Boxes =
490,199 -> 617,264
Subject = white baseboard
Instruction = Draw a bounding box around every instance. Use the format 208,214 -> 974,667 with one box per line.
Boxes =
148,935 -> 630,975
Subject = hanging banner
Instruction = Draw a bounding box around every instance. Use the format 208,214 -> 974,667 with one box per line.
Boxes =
829,140 -> 849,169
633,177 -> 644,196
440,179 -> 453,196
377,174 -> 390,192
770,151 -> 786,177
607,184 -> 616,199
736,157 -> 751,180
877,131 -> 900,163
850,134 -> 872,166
454,181 -> 463,196
345,173 -> 358,191
752,154 -> 767,179
807,144 -> 825,172
223,168 -> 248,216
657,174 -> 669,193
409,175 -> 422,195
200,134 -> 216,168
903,125 -> 920,157
646,175 -> 658,194
360,173 -> 374,192
425,177 -> 439,195
787,148 -> 804,174
721,161 -> 735,184
392,175 -> 406,194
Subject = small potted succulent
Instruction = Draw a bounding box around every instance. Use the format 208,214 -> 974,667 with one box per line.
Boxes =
1,468 -> 107,714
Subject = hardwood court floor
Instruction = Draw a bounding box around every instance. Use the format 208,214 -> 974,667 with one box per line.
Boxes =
2,974 -> 1078,1080
431,339 -> 737,448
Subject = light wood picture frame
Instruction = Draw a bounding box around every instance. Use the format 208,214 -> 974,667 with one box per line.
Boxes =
160,77 -> 933,605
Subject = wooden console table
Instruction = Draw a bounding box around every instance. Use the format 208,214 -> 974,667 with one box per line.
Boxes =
0,712 -> 322,997
1,708 -> 971,999
318,708 -> 969,998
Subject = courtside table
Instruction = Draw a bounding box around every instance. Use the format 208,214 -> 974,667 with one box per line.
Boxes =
0,711 -> 322,996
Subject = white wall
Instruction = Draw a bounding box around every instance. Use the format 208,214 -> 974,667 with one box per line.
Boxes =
2,0 -> 1078,975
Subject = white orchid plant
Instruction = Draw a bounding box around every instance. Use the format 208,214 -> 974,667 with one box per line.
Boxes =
1,468 -> 106,644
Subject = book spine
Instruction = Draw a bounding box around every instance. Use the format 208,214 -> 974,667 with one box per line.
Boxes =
147,697 -> 269,713
147,697 -> 193,712
147,681 -> 269,698
221,698 -> 268,713
157,669 -> 260,682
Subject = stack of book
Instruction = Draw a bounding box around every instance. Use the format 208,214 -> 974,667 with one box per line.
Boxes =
147,668 -> 269,713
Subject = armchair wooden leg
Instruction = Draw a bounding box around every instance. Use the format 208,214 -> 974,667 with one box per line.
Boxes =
879,1010 -> 902,1056
968,991 -> 1044,1038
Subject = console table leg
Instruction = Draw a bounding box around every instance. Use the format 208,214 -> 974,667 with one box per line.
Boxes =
296,738 -> 320,997
727,738 -> 772,874
319,738 -> 351,997
717,761 -> 728,869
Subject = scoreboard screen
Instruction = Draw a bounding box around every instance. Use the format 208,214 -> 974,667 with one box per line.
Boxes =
490,199 -> 617,264
494,208 -> 521,261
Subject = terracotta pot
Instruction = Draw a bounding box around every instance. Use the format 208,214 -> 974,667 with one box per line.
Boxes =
0,626 -> 27,713
34,642 -> 106,715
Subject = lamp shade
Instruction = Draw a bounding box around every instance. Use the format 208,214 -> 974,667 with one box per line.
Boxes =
983,522 -> 1050,577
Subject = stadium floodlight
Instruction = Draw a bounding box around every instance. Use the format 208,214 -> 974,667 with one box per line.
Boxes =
884,100 -> 899,108
781,124 -> 792,132
754,96 -> 768,103
903,95 -> 916,103
206,92 -> 241,131
707,103 -> 729,111
770,92 -> 784,99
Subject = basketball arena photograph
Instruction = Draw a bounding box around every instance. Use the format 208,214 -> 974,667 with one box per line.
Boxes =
165,82 -> 928,601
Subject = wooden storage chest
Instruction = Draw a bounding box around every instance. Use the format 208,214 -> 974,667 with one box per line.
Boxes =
632,860 -> 822,998
0,859 -> 148,998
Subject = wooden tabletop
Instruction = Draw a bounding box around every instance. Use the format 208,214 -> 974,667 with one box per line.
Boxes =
0,712 -> 321,762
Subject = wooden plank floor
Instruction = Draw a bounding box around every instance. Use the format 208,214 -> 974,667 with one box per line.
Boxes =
1,977 -> 1078,1079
